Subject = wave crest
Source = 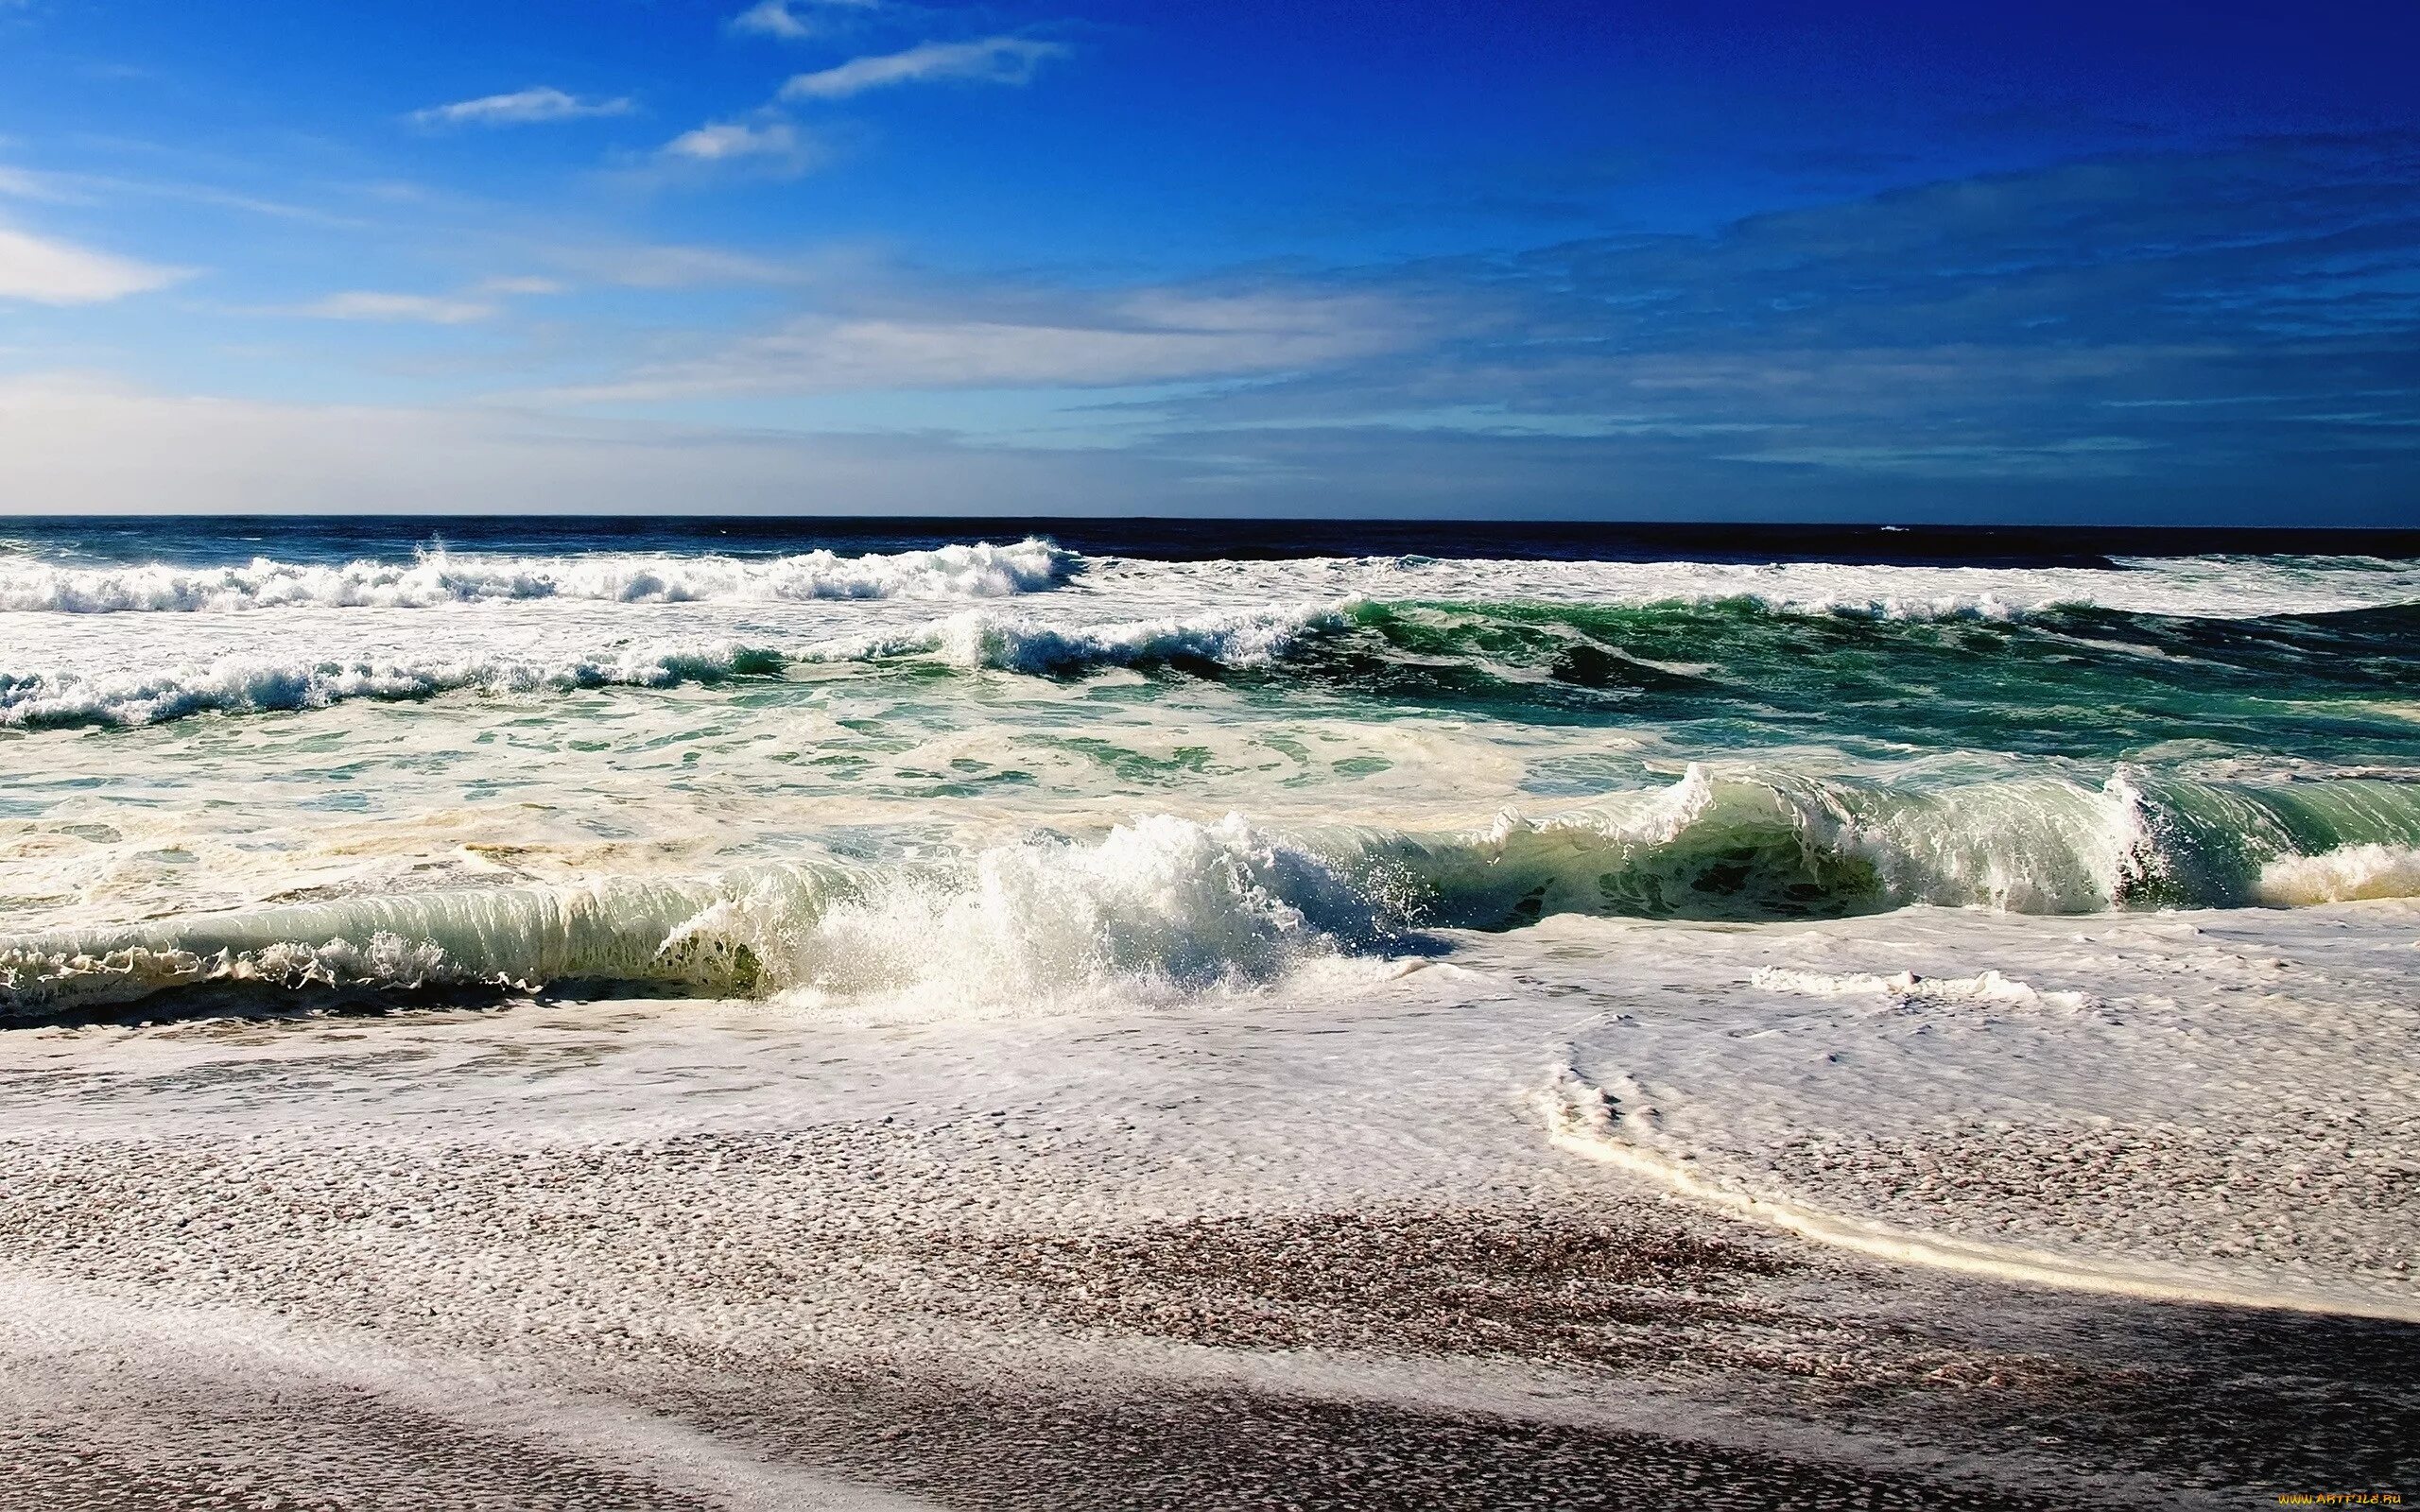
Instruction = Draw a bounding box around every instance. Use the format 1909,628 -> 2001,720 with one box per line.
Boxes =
2256,844 -> 2420,905
0,642 -> 783,729
13,770 -> 2420,1018
0,539 -> 1071,613
814,604 -> 1342,675
0,816 -> 1390,1017
681,814 -> 1390,1006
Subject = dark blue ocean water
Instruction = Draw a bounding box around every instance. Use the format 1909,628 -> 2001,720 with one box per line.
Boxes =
7,514 -> 2416,570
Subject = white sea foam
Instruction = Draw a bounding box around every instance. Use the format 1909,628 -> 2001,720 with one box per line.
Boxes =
1512,895 -> 2420,1318
1072,550 -> 2420,623
1540,1065 -> 2420,1322
0,934 -> 464,1008
0,539 -> 1071,612
7,543 -> 2414,623
0,641 -> 782,728
683,813 -> 1388,1007
1749,965 -> 2093,1010
2256,843 -> 2420,905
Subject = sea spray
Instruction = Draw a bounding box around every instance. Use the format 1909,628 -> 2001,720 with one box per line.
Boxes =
0,538 -> 1074,613
14,769 -> 2420,1018
0,642 -> 786,729
0,817 -> 1392,1017
671,813 -> 1394,1006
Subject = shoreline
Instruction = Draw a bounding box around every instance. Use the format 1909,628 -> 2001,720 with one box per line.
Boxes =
3,968 -> 2413,1508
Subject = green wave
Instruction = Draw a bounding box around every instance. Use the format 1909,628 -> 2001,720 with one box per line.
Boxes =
1234,598 -> 2420,764
10,767 -> 2420,1019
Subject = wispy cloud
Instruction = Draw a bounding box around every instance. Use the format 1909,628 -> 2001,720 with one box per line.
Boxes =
0,164 -> 56,199
409,87 -> 634,129
295,290 -> 496,324
0,224 -> 186,304
643,27 -> 1069,195
728,0 -> 882,42
1094,133 -> 2420,507
780,37 -> 1067,101
1,163 -> 369,228
662,120 -> 795,162
553,288 -> 1416,400
656,119 -> 821,176
543,242 -> 815,288
474,275 -> 567,297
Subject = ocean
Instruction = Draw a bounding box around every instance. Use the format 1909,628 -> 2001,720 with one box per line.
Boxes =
2,516 -> 2415,1504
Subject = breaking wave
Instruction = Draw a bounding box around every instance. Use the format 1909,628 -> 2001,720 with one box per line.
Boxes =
10,767 -> 2420,1018
810,604 -> 1344,675
1318,764 -> 2420,924
2256,843 -> 2420,905
12,592 -> 2419,737
808,595 -> 2420,708
0,539 -> 1072,612
0,642 -> 784,729
0,816 -> 1390,1017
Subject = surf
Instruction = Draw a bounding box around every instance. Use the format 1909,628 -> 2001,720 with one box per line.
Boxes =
12,767 -> 2420,1018
0,538 -> 1074,612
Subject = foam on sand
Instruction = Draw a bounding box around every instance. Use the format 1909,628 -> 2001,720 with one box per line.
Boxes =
1749,966 -> 2094,1011
1504,901 -> 2420,1321
1540,1067 -> 2420,1322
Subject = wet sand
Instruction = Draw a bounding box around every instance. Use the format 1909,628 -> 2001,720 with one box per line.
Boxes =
3,1105 -> 2412,1510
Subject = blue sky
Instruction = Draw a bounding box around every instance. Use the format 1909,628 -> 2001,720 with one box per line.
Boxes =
0,0 -> 2415,520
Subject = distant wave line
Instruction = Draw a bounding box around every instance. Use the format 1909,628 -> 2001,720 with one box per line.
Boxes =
0,538 -> 1074,612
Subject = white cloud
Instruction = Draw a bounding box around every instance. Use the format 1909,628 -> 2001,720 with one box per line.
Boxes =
657,119 -> 819,175
409,87 -> 633,129
295,291 -> 496,324
554,289 -> 1415,399
539,240 -> 822,287
0,224 -> 186,305
663,120 -> 791,161
728,0 -> 880,42
475,275 -> 567,296
779,37 -> 1067,101
545,242 -> 812,288
2,163 -> 368,227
